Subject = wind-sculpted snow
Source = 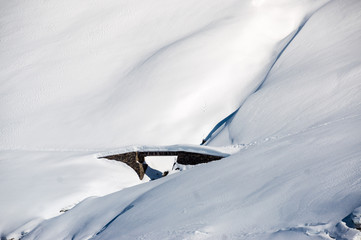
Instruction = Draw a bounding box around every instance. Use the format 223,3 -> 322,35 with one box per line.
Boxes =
0,0 -> 326,149
2,0 -> 361,239
207,0 -> 361,147
22,113 -> 361,240
0,151 -> 141,238
18,0 -> 361,239
0,0 -> 328,236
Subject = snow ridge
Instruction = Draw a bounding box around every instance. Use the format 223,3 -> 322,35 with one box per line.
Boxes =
205,1 -> 330,146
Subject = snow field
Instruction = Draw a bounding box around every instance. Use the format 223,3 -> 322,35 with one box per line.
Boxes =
1,0 -> 361,239
1,0 -> 327,149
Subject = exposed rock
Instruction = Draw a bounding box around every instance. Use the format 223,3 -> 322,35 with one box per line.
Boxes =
101,150 -> 225,180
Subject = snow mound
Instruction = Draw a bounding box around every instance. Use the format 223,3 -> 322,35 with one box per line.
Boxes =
21,113 -> 361,240
0,151 -> 141,238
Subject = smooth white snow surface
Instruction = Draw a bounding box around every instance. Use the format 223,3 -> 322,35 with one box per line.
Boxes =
22,115 -> 361,240
0,151 -> 141,238
1,0 -> 361,239
0,0 -> 326,149
207,0 -> 361,147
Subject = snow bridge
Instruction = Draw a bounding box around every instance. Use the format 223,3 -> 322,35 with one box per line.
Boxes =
98,145 -> 230,180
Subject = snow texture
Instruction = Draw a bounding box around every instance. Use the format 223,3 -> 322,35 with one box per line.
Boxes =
0,0 -> 325,149
1,0 -> 361,239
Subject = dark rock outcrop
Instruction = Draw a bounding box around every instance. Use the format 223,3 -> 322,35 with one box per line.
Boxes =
101,150 -> 226,180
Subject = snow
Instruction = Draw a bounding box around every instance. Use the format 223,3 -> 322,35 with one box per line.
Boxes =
352,207 -> 361,228
97,144 -> 233,158
20,113 -> 361,240
143,156 -> 177,180
1,0 -> 361,239
207,0 -> 361,147
0,151 -> 141,238
0,0 -> 326,150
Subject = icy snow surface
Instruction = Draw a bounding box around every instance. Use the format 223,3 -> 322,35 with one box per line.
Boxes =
1,0 -> 361,239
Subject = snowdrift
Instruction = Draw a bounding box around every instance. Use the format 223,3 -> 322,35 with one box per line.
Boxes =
23,0 -> 361,239
1,0 -> 361,239
0,0 -> 325,149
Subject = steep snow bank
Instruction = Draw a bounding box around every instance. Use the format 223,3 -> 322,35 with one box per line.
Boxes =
22,101 -> 361,240
207,0 -> 361,146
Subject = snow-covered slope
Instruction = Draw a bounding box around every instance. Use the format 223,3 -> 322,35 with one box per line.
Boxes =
3,0 -> 360,239
0,0 -> 328,237
22,115 -> 361,240
1,0 -> 361,239
0,150 -> 141,238
0,0 -> 325,149
207,0 -> 361,147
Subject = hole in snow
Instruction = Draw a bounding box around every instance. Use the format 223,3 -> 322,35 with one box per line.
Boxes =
144,156 -> 177,180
